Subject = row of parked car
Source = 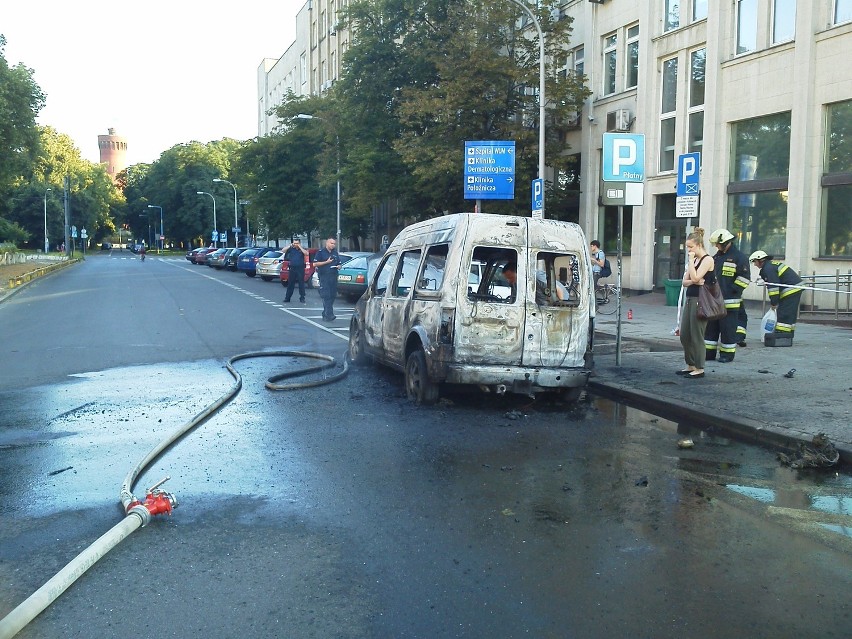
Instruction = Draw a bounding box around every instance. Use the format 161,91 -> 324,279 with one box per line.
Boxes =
183,245 -> 383,300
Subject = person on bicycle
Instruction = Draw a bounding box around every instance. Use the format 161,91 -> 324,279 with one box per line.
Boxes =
590,240 -> 605,290
140,244 -> 146,261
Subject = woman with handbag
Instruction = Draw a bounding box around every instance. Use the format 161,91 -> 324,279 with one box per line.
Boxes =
678,228 -> 715,379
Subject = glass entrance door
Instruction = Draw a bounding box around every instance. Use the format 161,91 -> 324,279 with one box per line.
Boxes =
654,194 -> 690,288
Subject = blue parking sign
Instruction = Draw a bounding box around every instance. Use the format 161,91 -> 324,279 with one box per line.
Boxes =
677,152 -> 701,196
602,133 -> 645,182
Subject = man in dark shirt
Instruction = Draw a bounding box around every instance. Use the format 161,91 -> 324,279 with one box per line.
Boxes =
282,238 -> 309,303
314,237 -> 341,321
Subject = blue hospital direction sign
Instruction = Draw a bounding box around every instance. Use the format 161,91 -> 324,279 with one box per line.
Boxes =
677,152 -> 701,196
464,141 -> 516,200
602,133 -> 645,183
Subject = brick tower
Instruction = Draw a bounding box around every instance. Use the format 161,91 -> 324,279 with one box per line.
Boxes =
98,128 -> 128,181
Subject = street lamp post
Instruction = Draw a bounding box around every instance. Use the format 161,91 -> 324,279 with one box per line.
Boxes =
147,205 -> 163,253
196,192 -> 217,247
295,113 -> 341,249
504,0 -> 545,216
43,188 -> 51,254
213,178 -> 238,247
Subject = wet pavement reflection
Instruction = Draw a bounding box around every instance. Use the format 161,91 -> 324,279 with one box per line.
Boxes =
1,358 -> 851,638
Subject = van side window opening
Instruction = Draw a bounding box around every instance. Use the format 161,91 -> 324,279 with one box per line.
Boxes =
394,250 -> 422,297
468,246 -> 518,303
535,251 -> 582,306
416,244 -> 449,292
373,252 -> 399,296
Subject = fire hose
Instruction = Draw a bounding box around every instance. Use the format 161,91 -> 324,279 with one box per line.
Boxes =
0,350 -> 348,639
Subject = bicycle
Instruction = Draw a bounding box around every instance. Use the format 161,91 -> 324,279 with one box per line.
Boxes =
594,280 -> 620,315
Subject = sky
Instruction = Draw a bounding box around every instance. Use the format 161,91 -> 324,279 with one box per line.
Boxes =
1,0 -> 304,166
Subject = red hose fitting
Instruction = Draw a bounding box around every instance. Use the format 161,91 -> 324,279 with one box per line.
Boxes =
124,477 -> 178,526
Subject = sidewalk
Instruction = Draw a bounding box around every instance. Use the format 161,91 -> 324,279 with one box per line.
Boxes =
591,292 -> 852,465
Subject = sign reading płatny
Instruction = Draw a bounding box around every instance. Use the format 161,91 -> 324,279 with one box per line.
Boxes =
464,141 -> 515,200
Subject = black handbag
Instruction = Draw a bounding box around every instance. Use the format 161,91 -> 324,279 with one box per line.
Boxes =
697,281 -> 727,321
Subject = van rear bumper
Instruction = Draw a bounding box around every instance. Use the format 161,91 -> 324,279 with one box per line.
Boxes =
443,364 -> 590,393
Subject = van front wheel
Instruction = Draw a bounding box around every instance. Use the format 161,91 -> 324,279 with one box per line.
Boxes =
348,321 -> 368,366
405,349 -> 439,405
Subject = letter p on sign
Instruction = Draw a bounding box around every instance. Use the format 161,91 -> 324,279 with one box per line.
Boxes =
602,133 -> 645,182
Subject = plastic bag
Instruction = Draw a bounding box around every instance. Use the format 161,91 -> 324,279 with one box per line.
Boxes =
761,308 -> 777,334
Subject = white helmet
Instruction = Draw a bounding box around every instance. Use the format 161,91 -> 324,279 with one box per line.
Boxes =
749,250 -> 769,262
709,228 -> 735,244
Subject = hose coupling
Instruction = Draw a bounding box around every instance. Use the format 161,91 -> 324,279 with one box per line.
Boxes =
125,477 -> 178,526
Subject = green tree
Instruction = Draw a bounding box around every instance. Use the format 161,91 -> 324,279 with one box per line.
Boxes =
128,140 -> 239,248
0,34 -> 45,243
6,126 -> 121,250
335,0 -> 588,221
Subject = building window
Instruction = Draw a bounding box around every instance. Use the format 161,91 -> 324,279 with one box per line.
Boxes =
300,53 -> 307,85
772,0 -> 796,43
664,0 -> 680,32
688,48 -> 705,155
836,0 -> 852,24
737,0 -> 758,54
626,25 -> 639,90
659,57 -> 678,172
693,0 -> 708,21
821,100 -> 852,256
727,112 -> 792,256
574,46 -> 585,77
603,33 -> 617,96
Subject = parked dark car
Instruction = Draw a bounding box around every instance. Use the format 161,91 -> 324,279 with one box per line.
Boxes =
279,248 -> 319,288
186,248 -> 202,262
206,248 -> 230,269
236,247 -> 273,277
225,247 -> 249,271
192,247 -> 217,264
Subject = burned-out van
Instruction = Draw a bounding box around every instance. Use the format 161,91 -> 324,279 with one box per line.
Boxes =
348,213 -> 595,403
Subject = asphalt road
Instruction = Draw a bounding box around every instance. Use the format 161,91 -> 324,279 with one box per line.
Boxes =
1,253 -> 850,638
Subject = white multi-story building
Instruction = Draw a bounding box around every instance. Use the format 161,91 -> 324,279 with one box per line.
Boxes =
257,0 -> 350,138
259,0 -> 852,303
563,0 -> 851,302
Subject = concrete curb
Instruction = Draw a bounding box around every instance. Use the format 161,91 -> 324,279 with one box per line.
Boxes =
587,378 -> 852,467
0,259 -> 80,304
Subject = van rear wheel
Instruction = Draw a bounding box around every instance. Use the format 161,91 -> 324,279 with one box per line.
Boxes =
405,349 -> 439,405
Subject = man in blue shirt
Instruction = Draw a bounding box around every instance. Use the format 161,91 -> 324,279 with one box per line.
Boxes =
282,238 -> 309,303
314,237 -> 341,321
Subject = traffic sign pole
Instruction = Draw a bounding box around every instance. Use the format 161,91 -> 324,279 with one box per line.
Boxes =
602,133 -> 646,367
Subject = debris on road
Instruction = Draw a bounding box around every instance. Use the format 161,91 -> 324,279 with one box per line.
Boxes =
777,433 -> 840,469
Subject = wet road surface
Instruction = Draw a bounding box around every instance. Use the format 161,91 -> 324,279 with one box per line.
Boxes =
1,255 -> 850,638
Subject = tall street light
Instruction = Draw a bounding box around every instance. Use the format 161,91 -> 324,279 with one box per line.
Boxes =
196,192 -> 217,247
505,0 -> 545,217
43,188 -> 51,254
213,178 -> 238,247
147,205 -> 163,253
295,113 -> 341,249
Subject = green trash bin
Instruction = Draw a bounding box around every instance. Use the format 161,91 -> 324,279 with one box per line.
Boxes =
664,279 -> 682,306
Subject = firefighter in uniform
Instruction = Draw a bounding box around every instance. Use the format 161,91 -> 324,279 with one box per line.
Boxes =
749,250 -> 803,346
704,229 -> 750,362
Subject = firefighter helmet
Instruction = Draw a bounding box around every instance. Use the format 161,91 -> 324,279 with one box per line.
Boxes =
749,250 -> 769,262
709,228 -> 735,244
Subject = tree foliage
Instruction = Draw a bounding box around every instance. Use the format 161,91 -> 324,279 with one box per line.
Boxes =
336,0 -> 589,220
